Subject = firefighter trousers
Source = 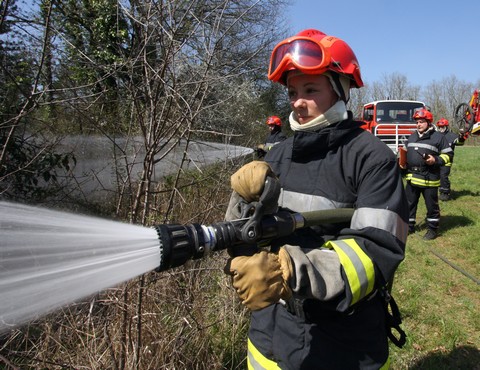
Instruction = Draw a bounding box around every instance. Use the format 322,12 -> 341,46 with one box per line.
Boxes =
439,165 -> 451,195
405,181 -> 440,230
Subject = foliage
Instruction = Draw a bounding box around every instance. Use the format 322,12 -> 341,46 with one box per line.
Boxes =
0,0 -> 35,119
0,0 -> 288,221
0,132 -> 76,201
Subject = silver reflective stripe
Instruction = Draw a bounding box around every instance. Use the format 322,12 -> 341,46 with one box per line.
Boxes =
248,351 -> 264,370
407,142 -> 439,153
279,189 -> 353,212
247,338 -> 280,370
352,207 -> 408,243
333,240 -> 369,299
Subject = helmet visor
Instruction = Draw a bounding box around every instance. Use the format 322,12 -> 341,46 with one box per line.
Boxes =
413,109 -> 432,122
268,38 -> 330,82
414,110 -> 427,119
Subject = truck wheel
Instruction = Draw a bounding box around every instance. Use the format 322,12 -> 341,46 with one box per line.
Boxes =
454,103 -> 474,132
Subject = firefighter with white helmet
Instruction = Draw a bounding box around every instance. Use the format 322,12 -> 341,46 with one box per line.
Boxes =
224,29 -> 408,369
435,118 -> 467,200
404,109 -> 453,240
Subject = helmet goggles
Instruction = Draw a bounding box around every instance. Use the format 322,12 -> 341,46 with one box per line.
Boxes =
413,108 -> 433,123
436,118 -> 449,127
268,37 -> 333,83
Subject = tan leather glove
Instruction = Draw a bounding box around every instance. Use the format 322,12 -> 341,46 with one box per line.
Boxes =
225,248 -> 293,311
230,161 -> 275,203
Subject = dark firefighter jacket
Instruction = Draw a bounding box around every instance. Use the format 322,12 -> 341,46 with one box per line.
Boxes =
250,113 -> 409,370
440,129 -> 465,166
265,130 -> 287,151
405,128 -> 453,187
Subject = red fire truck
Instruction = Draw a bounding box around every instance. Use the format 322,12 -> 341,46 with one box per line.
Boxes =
360,100 -> 426,153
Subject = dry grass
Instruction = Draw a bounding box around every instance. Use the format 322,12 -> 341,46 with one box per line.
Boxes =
0,159 -> 251,370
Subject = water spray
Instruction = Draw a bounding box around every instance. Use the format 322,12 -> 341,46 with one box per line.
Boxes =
0,201 -> 353,333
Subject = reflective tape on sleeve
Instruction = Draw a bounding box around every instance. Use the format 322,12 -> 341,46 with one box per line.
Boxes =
440,153 -> 451,165
325,239 -> 375,305
352,207 -> 408,244
247,338 -> 281,370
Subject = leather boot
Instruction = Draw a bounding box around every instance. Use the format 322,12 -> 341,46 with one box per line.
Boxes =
439,193 -> 450,201
423,229 -> 437,240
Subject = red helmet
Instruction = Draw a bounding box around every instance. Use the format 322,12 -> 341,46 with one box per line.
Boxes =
266,116 -> 282,126
436,118 -> 449,127
413,108 -> 433,123
268,29 -> 363,88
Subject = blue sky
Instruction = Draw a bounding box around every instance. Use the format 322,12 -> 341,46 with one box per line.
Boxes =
287,0 -> 480,86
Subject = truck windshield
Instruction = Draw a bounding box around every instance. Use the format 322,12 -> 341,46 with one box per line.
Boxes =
376,102 -> 424,122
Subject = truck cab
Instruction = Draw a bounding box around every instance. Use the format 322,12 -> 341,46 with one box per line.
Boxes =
360,100 -> 425,153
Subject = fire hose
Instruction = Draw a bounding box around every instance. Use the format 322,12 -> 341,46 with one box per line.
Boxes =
153,207 -> 355,272
152,206 -> 411,347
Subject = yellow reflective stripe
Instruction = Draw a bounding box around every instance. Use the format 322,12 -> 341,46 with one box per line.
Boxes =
325,239 -> 375,305
248,334 -> 389,369
247,338 -> 281,370
408,176 -> 440,187
439,153 -> 451,165
405,173 -> 440,186
380,356 -> 391,369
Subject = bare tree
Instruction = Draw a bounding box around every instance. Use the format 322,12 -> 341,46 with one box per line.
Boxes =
0,1 -> 289,369
348,85 -> 369,118
96,0 -> 286,226
424,75 -> 475,123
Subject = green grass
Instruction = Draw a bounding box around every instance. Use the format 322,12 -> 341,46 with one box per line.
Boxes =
389,146 -> 480,369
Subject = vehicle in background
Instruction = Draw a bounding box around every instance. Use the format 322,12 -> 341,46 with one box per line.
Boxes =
360,100 -> 426,153
454,89 -> 480,135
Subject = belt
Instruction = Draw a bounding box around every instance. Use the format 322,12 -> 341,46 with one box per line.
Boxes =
409,166 -> 424,172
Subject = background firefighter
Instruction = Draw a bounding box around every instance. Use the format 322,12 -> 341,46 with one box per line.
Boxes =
403,109 -> 453,240
255,115 -> 287,158
435,118 -> 467,201
224,29 -> 408,369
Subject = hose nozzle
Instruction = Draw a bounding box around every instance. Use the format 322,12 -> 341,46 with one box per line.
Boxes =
153,208 -> 353,272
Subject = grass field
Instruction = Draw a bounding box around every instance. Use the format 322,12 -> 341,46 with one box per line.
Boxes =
389,145 -> 480,369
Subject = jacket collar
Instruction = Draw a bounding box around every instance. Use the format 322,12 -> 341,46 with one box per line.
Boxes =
292,111 -> 362,161
416,126 -> 435,139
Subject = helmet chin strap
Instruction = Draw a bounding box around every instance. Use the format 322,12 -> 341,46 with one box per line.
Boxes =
325,72 -> 350,103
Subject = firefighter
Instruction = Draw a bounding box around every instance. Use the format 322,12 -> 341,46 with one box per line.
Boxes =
435,118 -> 467,201
224,29 -> 408,369
255,116 -> 287,158
404,109 -> 453,240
